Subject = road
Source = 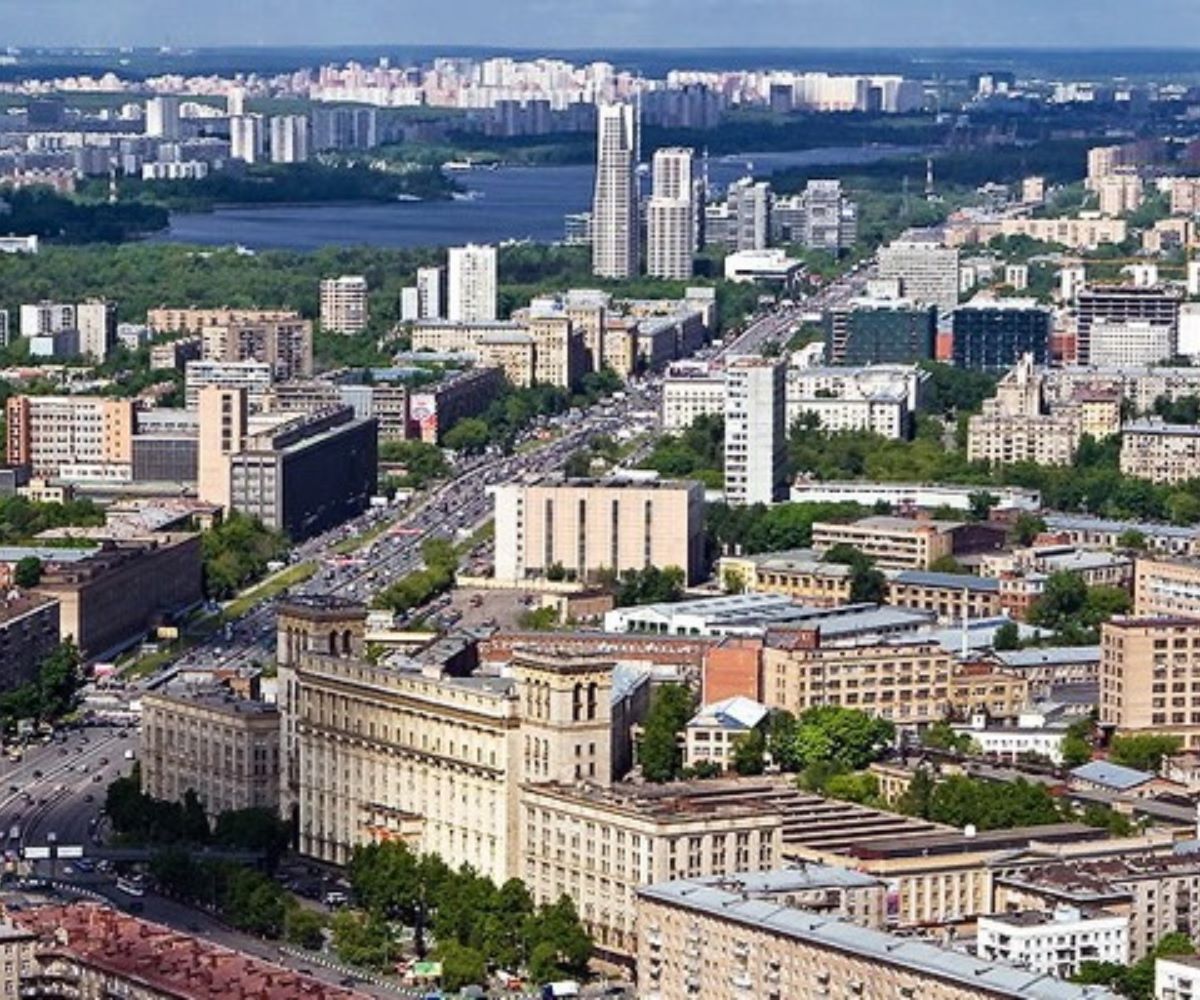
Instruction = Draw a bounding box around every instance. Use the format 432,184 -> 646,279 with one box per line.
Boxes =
0,283 -> 874,988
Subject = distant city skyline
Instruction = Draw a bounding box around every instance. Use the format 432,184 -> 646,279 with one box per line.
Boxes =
5,0 -> 1200,50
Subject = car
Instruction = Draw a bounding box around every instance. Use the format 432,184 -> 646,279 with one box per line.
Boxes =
84,793 -> 94,802
32,770 -> 42,779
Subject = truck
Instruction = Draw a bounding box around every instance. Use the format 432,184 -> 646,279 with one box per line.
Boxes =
541,982 -> 580,999
123,749 -> 135,761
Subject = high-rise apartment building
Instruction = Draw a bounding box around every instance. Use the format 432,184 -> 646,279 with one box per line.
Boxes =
416,266 -> 443,320
196,386 -> 248,510
75,299 -> 117,362
724,357 -> 787,506
647,147 -> 694,280
878,239 -> 960,314
310,106 -> 377,151
1100,616 -> 1200,750
144,96 -> 181,140
447,244 -> 497,323
198,313 -> 313,380
19,301 -> 74,340
1076,285 -> 1182,365
791,179 -> 857,252
492,474 -> 705,584
319,275 -> 369,334
269,114 -> 310,164
592,103 -> 639,279
229,114 -> 264,164
728,177 -> 773,251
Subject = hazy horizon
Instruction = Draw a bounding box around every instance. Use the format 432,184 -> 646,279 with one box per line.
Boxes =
4,0 -> 1200,51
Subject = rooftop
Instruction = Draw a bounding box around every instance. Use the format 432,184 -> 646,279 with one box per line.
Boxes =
993,646 -> 1100,668
1070,761 -> 1154,791
891,570 -> 1001,593
12,903 -> 368,1000
688,696 -> 768,732
695,864 -> 882,894
819,515 -> 964,534
639,881 -> 1115,999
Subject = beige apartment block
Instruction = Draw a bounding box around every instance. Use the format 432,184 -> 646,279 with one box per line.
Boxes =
196,386 -> 248,509
492,475 -> 706,584
763,635 -> 955,727
141,689 -> 281,822
522,782 -> 783,958
967,356 -> 1082,467
717,552 -> 853,607
637,878 -> 1107,1000
288,612 -> 644,886
477,333 -> 537,387
1120,421 -> 1200,484
147,307 -> 302,334
1100,615 -> 1200,749
1134,557 -> 1200,617
198,314 -> 313,380
5,395 -> 135,479
809,515 -> 956,571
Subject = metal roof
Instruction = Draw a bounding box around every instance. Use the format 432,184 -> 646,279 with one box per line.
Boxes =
639,880 -> 1116,999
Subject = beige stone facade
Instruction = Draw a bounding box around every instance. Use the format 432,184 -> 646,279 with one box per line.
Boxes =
5,395 -> 135,479
492,475 -> 706,584
761,635 -> 1027,727
809,516 -> 956,571
522,782 -> 783,958
1134,556 -> 1200,617
1120,421 -> 1200,484
637,878 -> 1108,1000
968,356 -> 1082,467
1100,615 -> 1200,748
141,689 -> 281,821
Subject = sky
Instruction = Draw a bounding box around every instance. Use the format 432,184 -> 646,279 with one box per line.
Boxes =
3,0 -> 1200,50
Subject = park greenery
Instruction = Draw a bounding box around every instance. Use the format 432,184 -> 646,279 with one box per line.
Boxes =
642,414 -> 725,488
890,767 -> 1135,836
0,185 -> 167,243
200,511 -> 290,600
706,500 -> 868,557
821,543 -> 888,604
103,161 -> 456,212
0,495 -> 105,545
1108,733 -> 1184,772
638,683 -> 697,782
348,840 -> 592,988
106,769 -> 292,863
611,565 -> 686,607
151,848 -> 298,939
372,537 -> 458,615
1026,572 -> 1131,644
0,642 -> 82,732
379,440 -> 451,490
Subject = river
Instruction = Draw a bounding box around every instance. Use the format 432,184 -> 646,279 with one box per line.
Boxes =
153,146 -> 919,251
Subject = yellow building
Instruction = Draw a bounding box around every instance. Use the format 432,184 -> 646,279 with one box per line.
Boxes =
810,516 -> 957,571
522,781 -> 783,958
1134,556 -> 1200,617
1100,615 -> 1200,748
492,475 -> 706,584
637,874 -> 1111,1000
141,688 -> 281,822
